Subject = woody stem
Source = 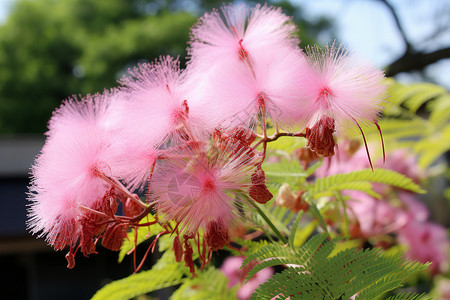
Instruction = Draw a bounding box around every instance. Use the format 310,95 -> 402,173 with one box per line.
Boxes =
252,131 -> 307,150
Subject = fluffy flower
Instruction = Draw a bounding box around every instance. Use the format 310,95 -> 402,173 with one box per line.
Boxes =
149,137 -> 260,251
220,256 -> 273,300
297,44 -> 387,157
188,4 -> 298,69
112,56 -> 209,190
186,4 -> 308,130
28,92 -> 119,250
398,221 -> 449,275
346,190 -> 408,237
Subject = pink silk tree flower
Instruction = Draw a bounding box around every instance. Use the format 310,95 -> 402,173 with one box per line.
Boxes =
149,136 -> 261,252
345,190 -> 409,237
28,93 -> 119,251
220,256 -> 274,300
112,56 -> 210,191
186,4 -> 308,130
297,44 -> 387,163
118,56 -> 208,143
188,4 -> 298,70
398,221 -> 449,275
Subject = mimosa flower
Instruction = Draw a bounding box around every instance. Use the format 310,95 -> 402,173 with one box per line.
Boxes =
187,4 -> 308,130
297,43 -> 387,162
113,56 -> 210,190
149,136 -> 261,251
28,93 -> 119,250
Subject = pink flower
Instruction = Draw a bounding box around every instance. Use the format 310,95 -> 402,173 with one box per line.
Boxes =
398,221 -> 449,275
28,92 -> 119,250
297,44 -> 387,158
188,4 -> 298,70
112,56 -> 210,190
119,56 -> 207,141
220,256 -> 273,300
346,191 -> 408,237
149,136 -> 260,251
186,4 -> 308,130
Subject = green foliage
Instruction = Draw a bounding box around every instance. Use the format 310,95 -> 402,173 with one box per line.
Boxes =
385,293 -> 429,300
305,168 -> 425,199
92,251 -> 188,300
368,79 -> 450,168
245,233 -> 429,300
171,267 -> 238,300
0,0 -> 195,134
0,0 -> 332,134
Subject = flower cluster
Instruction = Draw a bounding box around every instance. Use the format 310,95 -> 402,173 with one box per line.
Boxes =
310,142 -> 448,275
28,4 -> 387,272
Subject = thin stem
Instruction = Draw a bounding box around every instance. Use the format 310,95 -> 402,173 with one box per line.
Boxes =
247,200 -> 288,244
334,191 -> 349,237
374,121 -> 386,164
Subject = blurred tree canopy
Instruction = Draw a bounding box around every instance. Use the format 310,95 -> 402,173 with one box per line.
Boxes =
0,0 -> 331,134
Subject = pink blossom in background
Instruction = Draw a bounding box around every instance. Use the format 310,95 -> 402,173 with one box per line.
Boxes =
220,256 -> 273,300
398,191 -> 429,223
187,4 -> 309,130
398,221 -> 449,275
28,93 -> 119,250
346,190 -> 408,237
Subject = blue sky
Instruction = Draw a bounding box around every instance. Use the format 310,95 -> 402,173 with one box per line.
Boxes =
297,0 -> 450,88
1,0 -> 449,87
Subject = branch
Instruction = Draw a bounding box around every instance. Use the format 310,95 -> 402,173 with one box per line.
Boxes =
386,46 -> 450,76
378,0 -> 411,51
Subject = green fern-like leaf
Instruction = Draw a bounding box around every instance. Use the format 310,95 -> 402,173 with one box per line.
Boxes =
92,251 -> 187,300
248,234 -> 428,300
243,234 -> 330,282
306,168 -> 425,199
170,267 -> 238,300
385,292 -> 430,300
374,79 -> 450,168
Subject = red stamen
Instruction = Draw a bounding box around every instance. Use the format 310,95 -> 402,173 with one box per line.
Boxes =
352,118 -> 373,171
238,39 -> 249,61
133,227 -> 138,271
374,121 -> 385,164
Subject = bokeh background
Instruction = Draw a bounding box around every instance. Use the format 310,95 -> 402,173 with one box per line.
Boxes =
0,0 -> 448,299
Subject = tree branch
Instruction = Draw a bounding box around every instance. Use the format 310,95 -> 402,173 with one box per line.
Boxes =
386,46 -> 450,76
378,0 -> 411,51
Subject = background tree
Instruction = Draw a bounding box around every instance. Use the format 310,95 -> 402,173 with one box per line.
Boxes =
0,0 -> 332,135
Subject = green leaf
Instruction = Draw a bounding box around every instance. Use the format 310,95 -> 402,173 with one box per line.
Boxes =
171,268 -> 238,300
249,234 -> 428,300
92,251 -> 187,300
289,211 -> 304,249
385,293 -> 429,300
306,168 -> 425,200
